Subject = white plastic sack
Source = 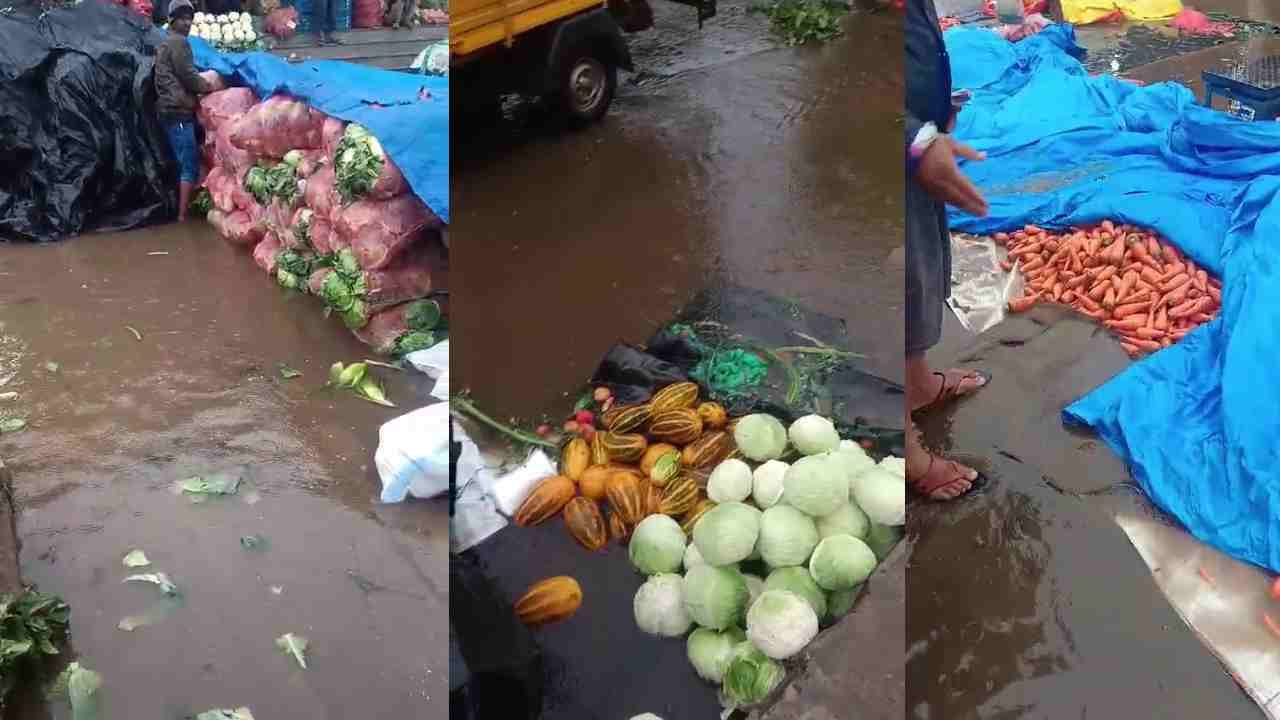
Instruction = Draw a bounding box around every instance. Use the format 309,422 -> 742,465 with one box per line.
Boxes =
376,403 -> 450,503
407,340 -> 448,400
450,420 -> 507,552
490,449 -> 557,517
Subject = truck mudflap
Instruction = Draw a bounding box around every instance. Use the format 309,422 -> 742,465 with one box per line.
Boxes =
544,7 -> 634,93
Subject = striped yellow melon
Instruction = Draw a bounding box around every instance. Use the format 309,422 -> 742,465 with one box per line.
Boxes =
650,382 -> 699,413
600,432 -> 648,464
648,408 -> 703,445
601,403 -> 652,433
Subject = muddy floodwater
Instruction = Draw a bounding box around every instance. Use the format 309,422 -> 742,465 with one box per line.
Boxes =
1,225 -> 448,719
453,4 -> 904,421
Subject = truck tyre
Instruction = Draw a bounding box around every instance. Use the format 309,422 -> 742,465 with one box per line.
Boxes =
556,46 -> 616,126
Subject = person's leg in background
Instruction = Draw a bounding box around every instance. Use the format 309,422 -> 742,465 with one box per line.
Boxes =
904,177 -> 981,500
324,0 -> 342,44
314,0 -> 332,44
166,120 -> 199,223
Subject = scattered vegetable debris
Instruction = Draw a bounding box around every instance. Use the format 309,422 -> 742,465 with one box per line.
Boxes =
122,549 -> 150,568
275,632 -> 309,669
0,418 -> 26,434
181,474 -> 242,496
194,709 -> 256,720
123,572 -> 179,597
125,325 -> 143,341
277,363 -> 303,379
47,661 -> 102,720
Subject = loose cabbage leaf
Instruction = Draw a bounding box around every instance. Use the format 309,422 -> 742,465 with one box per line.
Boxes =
405,299 -> 442,332
393,331 -> 435,355
275,632 -> 309,669
181,474 -> 241,496
122,549 -> 150,568
123,572 -> 180,597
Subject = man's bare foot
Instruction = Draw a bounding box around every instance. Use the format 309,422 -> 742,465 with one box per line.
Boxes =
906,452 -> 979,500
910,368 -> 990,414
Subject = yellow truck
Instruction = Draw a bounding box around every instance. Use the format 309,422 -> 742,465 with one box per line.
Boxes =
452,0 -> 716,124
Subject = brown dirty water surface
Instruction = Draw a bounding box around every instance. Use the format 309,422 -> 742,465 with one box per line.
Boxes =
0,224 -> 448,719
452,7 -> 904,421
907,308 -> 1260,718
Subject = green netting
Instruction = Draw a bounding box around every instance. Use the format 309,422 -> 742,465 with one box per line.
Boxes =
689,348 -> 769,399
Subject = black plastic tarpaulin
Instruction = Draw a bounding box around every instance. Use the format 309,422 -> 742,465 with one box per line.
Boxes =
0,1 -> 176,242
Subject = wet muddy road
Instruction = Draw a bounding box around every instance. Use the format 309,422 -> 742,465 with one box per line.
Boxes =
906,26 -> 1267,719
1,225 -> 448,719
452,4 -> 904,421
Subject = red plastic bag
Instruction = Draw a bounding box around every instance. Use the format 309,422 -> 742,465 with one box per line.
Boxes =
353,302 -> 419,354
232,184 -> 255,212
265,6 -> 299,39
352,0 -> 382,28
321,116 -> 346,162
213,123 -> 255,177
229,95 -> 324,159
205,166 -> 238,213
279,206 -> 313,249
198,88 -> 257,132
308,267 -> 334,295
304,165 -> 340,222
367,155 -> 409,200
1171,9 -> 1236,36
296,149 -> 326,178
361,238 -> 448,307
310,217 -> 336,254
254,232 -> 283,273
214,208 -> 265,246
333,194 -> 440,270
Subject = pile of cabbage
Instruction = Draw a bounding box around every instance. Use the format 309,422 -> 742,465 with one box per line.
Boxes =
627,413 -> 905,710
190,12 -> 262,52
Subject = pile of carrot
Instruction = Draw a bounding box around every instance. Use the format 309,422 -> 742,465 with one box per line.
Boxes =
995,220 -> 1222,358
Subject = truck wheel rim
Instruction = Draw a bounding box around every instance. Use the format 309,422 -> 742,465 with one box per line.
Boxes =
569,60 -> 606,113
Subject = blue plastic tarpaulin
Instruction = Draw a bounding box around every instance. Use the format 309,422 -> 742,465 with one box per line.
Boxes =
190,40 -> 449,223
945,24 -> 1280,573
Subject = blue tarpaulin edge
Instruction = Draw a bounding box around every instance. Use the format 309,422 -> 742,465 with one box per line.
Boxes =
945,24 -> 1280,573
190,38 -> 449,223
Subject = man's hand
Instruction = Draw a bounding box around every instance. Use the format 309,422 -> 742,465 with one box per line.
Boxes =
917,136 -> 989,217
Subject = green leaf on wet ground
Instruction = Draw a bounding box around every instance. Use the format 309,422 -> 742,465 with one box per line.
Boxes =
354,376 -> 395,407
117,594 -> 185,632
47,661 -> 102,720
239,535 -> 269,552
44,361 -> 59,373
194,709 -> 256,720
275,632 -> 309,669
181,474 -> 241,496
123,572 -> 179,597
0,418 -> 25,434
278,364 -> 302,379
122,549 -> 150,568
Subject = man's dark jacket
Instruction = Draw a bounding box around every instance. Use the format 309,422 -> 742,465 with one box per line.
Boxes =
905,0 -> 953,176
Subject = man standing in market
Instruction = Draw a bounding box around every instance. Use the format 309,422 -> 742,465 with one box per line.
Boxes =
155,0 -> 216,223
904,0 -> 992,500
313,0 -> 343,45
